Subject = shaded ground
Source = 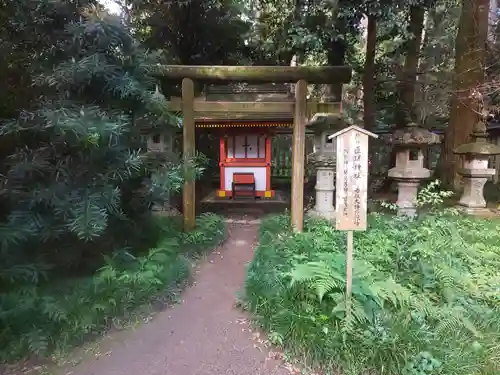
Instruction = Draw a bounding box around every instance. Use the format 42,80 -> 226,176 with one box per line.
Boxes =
37,219 -> 289,375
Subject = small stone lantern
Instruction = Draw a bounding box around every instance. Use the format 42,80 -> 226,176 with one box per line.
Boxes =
147,131 -> 175,213
306,113 -> 346,221
454,121 -> 500,214
388,122 -> 440,217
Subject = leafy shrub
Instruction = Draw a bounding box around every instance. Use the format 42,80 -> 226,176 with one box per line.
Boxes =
0,213 -> 225,361
244,213 -> 500,375
181,213 -> 227,257
0,8 -> 212,286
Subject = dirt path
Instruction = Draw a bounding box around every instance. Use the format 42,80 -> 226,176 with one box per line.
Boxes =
53,222 -> 288,375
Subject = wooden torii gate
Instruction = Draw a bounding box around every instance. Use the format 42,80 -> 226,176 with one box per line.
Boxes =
154,65 -> 352,232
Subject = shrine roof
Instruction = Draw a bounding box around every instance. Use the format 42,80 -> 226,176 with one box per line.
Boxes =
165,82 -> 341,129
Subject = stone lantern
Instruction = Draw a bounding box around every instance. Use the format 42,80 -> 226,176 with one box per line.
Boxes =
453,121 -> 500,214
147,131 -> 175,214
388,122 -> 440,217
306,113 -> 346,221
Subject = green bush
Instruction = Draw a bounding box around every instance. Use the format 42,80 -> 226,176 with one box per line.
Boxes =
244,213 -> 500,375
0,213 -> 225,362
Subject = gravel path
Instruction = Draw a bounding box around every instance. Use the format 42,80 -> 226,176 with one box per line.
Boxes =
60,222 -> 288,375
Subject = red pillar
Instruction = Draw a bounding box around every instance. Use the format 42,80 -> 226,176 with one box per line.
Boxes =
218,135 -> 226,196
265,136 -> 272,191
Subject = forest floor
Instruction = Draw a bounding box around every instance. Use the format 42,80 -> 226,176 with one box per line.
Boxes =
11,215 -> 292,375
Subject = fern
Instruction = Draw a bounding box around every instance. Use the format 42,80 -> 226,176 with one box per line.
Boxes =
23,329 -> 49,357
0,214 -> 225,361
288,254 -> 345,302
244,213 -> 500,375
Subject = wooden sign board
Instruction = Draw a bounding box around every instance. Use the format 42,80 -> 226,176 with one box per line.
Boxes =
329,125 -> 377,315
330,126 -> 377,231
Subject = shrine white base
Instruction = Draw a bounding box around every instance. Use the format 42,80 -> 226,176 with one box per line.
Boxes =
222,166 -> 267,192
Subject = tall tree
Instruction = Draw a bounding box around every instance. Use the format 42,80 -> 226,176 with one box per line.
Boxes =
444,0 -> 489,188
395,4 -> 427,127
359,0 -> 399,130
363,13 -> 377,130
132,0 -> 251,65
414,0 -> 460,126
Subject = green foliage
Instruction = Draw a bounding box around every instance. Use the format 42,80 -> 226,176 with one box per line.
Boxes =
0,213 -> 225,361
244,213 -> 500,375
0,0 -> 95,117
415,180 -> 454,207
0,8 -> 218,361
134,0 -> 251,65
0,8 -> 207,282
381,179 -> 454,213
181,213 -> 227,257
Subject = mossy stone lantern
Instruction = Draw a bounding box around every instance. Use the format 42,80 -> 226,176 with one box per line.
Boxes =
306,113 -> 346,221
388,122 -> 441,217
454,121 -> 500,214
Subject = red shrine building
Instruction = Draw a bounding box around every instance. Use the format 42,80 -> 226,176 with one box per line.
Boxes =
192,84 -> 297,199
198,120 -> 291,199
217,126 -> 274,198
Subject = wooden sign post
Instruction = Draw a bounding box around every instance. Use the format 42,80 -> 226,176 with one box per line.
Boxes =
329,125 -> 378,317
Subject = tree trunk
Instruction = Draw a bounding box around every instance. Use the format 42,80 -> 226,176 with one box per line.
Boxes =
326,39 -> 347,102
415,9 -> 432,124
417,6 -> 452,125
363,14 -> 377,130
383,5 -> 425,186
395,5 -> 426,127
444,0 -> 489,189
379,5 -> 426,193
489,0 -> 499,42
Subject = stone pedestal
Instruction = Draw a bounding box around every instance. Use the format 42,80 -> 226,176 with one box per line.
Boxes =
309,166 -> 335,221
388,164 -> 431,218
457,161 -> 494,213
393,179 -> 420,217
457,176 -> 491,214
454,120 -> 500,215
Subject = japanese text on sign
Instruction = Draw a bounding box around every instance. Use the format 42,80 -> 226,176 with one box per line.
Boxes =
335,128 -> 369,231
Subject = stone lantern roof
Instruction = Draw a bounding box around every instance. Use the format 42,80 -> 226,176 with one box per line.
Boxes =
305,113 -> 347,169
306,112 -> 347,133
391,122 -> 441,147
308,154 -> 337,169
454,121 -> 500,156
